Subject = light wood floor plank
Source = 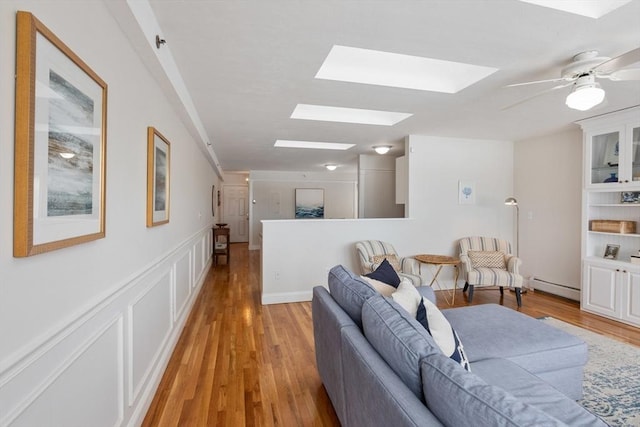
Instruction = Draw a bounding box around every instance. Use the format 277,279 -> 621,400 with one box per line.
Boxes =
143,244 -> 639,426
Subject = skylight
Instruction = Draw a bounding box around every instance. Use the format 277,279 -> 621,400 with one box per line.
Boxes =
290,104 -> 412,126
274,140 -> 355,150
315,45 -> 498,93
518,0 -> 632,18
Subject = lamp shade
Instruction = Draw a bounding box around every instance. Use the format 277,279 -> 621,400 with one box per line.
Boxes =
565,75 -> 605,111
504,197 -> 518,206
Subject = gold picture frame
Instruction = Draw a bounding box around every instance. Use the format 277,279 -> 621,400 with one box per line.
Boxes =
14,11 -> 108,257
146,127 -> 171,227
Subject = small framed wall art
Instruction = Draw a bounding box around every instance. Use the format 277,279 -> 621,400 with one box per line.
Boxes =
13,11 -> 108,257
147,127 -> 171,227
458,181 -> 476,205
295,188 -> 324,218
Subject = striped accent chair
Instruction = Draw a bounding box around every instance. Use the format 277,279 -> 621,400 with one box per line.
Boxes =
458,236 -> 524,307
355,240 -> 422,286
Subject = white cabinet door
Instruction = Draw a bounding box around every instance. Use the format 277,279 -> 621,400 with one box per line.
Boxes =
582,262 -> 620,318
622,269 -> 640,325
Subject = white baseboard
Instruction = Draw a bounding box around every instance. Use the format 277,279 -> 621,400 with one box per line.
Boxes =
530,278 -> 580,301
261,291 -> 312,305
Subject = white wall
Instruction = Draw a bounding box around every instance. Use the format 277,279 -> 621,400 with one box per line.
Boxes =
261,135 -> 515,303
358,154 -> 404,218
514,127 -> 583,291
249,170 -> 358,249
0,2 -> 218,426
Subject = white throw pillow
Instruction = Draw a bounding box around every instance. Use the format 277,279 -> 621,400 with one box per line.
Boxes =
417,297 -> 471,372
391,279 -> 421,317
361,275 -> 397,297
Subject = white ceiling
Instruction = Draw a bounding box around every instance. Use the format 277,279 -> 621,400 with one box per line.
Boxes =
143,0 -> 640,173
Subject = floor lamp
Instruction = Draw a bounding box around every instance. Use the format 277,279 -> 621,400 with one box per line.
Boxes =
504,197 -> 527,294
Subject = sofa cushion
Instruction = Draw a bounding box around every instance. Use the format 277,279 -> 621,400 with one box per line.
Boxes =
417,285 -> 437,304
442,304 -> 587,366
417,298 -> 471,372
362,295 -> 440,400
421,353 -> 566,427
365,258 -> 401,287
328,264 -> 377,329
472,358 -> 607,426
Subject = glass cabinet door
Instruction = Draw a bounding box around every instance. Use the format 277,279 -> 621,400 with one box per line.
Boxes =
590,131 -> 620,185
632,127 -> 640,184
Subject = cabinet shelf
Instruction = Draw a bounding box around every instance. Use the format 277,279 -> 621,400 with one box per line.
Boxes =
588,231 -> 640,237
589,203 -> 640,207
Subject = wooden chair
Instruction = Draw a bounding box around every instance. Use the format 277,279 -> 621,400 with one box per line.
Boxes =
213,227 -> 230,265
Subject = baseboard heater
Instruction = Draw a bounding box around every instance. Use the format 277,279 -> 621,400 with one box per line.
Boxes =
529,277 -> 580,301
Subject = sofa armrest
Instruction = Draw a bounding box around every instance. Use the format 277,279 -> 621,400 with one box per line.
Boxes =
342,328 -> 444,427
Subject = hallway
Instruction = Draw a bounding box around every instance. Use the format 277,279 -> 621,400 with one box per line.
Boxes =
142,243 -> 339,426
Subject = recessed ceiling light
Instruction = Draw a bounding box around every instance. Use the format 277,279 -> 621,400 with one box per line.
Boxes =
291,104 -> 412,126
518,0 -> 632,18
274,140 -> 355,150
315,45 -> 498,93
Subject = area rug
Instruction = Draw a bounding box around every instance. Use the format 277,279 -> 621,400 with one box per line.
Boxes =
541,317 -> 640,426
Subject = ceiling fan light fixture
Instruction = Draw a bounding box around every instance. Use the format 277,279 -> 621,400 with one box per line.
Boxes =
565,76 -> 605,111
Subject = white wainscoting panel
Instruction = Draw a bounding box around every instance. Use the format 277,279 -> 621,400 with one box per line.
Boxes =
128,271 -> 172,405
175,251 -> 193,323
0,227 -> 212,427
9,316 -> 124,427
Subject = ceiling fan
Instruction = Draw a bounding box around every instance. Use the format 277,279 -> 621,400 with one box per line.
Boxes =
505,47 -> 640,111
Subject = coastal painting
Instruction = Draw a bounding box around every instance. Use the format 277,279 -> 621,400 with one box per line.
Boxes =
147,127 -> 171,227
47,70 -> 95,217
295,188 -> 324,219
13,11 -> 107,257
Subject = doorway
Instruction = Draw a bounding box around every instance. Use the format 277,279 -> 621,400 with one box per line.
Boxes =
222,185 -> 249,243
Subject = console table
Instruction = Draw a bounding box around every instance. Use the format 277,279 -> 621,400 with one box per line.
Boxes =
414,254 -> 460,305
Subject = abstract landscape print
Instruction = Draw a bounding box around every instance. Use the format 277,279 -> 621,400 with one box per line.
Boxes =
295,188 -> 324,218
146,127 -> 171,227
46,70 -> 96,217
14,11 -> 107,257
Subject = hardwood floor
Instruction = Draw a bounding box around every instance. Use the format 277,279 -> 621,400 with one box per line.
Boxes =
143,243 -> 640,426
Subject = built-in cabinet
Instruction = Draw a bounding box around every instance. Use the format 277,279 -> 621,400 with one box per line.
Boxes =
580,106 -> 640,327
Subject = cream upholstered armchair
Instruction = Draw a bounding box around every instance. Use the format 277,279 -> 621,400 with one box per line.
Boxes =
355,240 -> 422,286
458,236 -> 524,307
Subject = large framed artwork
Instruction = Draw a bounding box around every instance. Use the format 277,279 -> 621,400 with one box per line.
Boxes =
146,127 -> 171,227
14,11 -> 108,257
295,188 -> 324,218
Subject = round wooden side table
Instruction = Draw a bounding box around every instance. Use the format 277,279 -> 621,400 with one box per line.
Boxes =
414,254 -> 460,305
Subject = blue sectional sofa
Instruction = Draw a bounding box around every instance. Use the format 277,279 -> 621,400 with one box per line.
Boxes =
312,265 -> 606,427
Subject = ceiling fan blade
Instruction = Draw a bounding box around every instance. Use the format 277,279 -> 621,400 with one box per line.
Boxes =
592,47 -> 640,74
501,82 -> 574,111
505,77 -> 569,88
607,68 -> 640,81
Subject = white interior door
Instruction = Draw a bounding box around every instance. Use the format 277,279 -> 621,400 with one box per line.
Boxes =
222,185 -> 249,243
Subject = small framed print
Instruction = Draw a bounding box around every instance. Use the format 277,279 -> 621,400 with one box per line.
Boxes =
458,181 -> 475,205
604,244 -> 620,260
146,127 -> 171,227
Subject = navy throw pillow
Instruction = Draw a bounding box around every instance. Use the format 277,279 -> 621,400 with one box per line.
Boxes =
365,258 -> 401,288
